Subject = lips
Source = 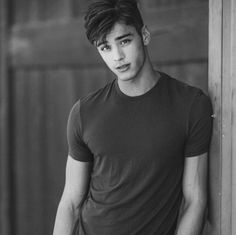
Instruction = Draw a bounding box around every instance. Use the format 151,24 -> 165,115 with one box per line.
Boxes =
115,63 -> 130,72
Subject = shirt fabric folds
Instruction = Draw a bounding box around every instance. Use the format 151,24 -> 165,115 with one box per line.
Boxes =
67,72 -> 213,235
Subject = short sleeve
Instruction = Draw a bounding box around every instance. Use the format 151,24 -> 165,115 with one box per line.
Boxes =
67,100 -> 93,162
184,91 -> 213,157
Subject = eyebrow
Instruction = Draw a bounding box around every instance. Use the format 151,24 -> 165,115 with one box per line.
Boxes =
96,32 -> 134,47
115,33 -> 134,41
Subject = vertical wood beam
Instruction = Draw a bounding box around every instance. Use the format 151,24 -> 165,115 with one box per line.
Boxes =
0,0 -> 11,234
222,0 -> 236,234
209,0 -> 236,234
221,1 -> 233,234
208,1 -> 222,233
231,2 -> 236,233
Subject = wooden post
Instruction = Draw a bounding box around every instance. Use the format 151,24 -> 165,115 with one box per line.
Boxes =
208,0 -> 236,234
208,0 -> 222,234
0,0 -> 11,234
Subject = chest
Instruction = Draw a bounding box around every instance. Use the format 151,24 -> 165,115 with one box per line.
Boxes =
83,100 -> 186,162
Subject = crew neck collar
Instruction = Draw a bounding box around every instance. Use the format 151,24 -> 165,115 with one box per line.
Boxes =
114,71 -> 164,101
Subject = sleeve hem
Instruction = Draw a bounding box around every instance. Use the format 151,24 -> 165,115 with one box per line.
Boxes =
68,152 -> 93,162
184,148 -> 209,158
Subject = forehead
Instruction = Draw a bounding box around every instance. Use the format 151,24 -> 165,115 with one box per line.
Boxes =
105,22 -> 137,42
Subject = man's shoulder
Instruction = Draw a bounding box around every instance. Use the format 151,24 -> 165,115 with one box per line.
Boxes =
69,80 -> 115,117
162,72 -> 207,102
79,79 -> 115,105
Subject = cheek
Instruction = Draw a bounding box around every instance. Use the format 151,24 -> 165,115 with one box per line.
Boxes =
100,53 -> 114,69
128,44 -> 145,66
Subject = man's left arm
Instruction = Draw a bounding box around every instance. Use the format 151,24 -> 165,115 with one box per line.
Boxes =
175,152 -> 208,235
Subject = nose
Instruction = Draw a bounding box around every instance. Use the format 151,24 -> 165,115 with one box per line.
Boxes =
113,46 -> 125,61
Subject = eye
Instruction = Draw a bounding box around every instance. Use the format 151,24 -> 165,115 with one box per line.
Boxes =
100,45 -> 111,52
120,39 -> 131,46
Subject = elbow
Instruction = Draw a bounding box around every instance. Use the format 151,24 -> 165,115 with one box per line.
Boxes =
58,197 -> 82,217
183,191 -> 207,212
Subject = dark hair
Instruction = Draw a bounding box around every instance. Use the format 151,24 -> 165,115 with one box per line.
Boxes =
84,0 -> 144,45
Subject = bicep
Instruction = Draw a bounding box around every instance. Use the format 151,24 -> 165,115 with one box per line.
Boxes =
61,155 -> 92,205
182,153 -> 208,204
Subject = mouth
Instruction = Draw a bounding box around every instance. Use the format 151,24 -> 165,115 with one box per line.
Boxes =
115,63 -> 130,72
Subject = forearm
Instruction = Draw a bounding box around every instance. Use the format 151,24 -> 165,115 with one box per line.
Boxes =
175,200 -> 206,235
53,199 -> 80,235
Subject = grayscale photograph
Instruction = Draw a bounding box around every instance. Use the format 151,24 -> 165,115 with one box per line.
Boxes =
0,0 -> 235,235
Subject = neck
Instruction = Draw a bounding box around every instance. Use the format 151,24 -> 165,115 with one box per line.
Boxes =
117,53 -> 160,97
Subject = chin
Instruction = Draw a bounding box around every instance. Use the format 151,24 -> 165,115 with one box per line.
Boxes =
117,75 -> 133,82
116,70 -> 138,82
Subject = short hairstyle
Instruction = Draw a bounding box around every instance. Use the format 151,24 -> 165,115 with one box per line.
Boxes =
84,0 -> 144,45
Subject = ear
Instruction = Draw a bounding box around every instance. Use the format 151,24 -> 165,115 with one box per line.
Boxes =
142,25 -> 151,46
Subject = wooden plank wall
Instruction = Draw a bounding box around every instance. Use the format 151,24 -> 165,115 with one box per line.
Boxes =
12,69 -> 110,235
0,0 -> 11,234
140,1 -> 209,93
7,0 -> 209,235
208,0 -> 236,234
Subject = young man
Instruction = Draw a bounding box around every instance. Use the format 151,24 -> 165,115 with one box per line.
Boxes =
53,0 -> 213,234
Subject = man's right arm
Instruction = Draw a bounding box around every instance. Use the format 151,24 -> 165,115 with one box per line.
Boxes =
53,155 -> 92,235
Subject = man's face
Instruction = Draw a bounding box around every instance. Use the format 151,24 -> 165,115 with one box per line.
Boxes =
96,22 -> 147,82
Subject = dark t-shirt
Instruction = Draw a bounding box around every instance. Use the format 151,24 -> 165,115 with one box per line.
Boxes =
67,72 -> 213,235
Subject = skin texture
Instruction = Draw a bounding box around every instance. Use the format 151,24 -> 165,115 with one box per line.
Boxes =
97,23 -> 146,82
96,22 -> 160,97
53,156 -> 92,235
175,153 -> 208,235
53,22 -> 208,235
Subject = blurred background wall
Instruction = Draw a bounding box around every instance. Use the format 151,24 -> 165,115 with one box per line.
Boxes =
1,0 -> 209,234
